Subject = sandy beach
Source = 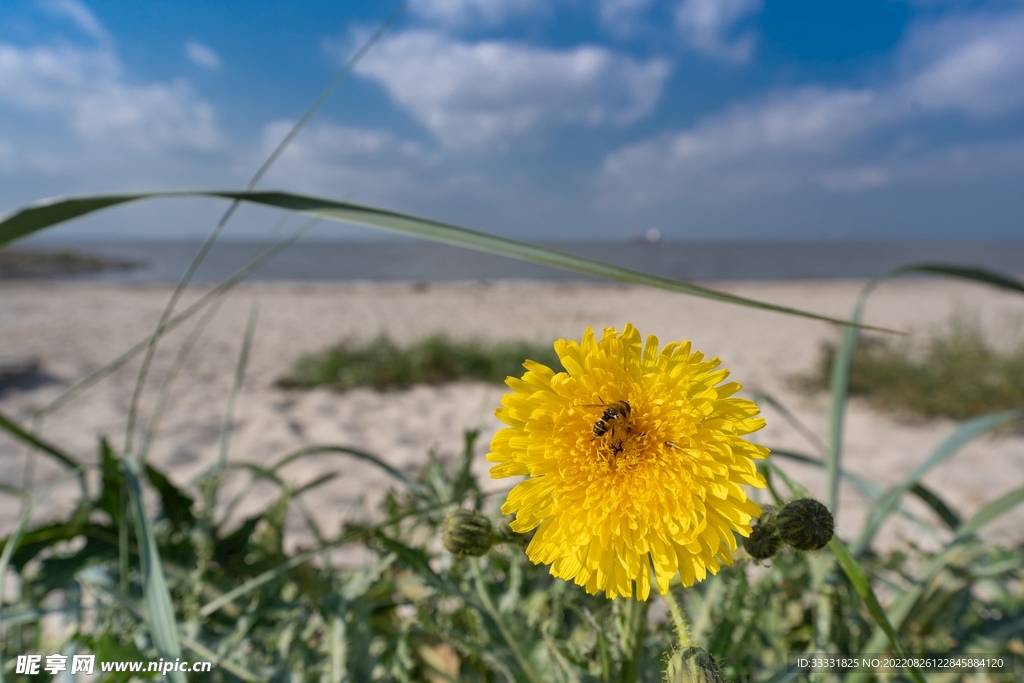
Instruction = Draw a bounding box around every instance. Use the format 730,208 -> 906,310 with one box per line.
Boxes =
2,277 -> 1023,558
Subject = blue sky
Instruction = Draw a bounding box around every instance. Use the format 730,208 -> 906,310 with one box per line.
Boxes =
2,0 -> 1023,241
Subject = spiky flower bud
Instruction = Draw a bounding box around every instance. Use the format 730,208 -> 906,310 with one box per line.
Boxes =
442,509 -> 494,557
743,523 -> 781,561
664,647 -> 725,683
776,498 -> 834,551
742,504 -> 779,561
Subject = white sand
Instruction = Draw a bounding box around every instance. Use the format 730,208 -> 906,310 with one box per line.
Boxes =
2,277 -> 1023,559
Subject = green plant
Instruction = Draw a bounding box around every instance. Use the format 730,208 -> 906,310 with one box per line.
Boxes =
799,315 -> 1024,421
277,334 -> 563,391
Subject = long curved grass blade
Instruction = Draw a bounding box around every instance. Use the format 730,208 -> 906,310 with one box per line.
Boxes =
123,4 -> 405,458
825,263 -> 1024,521
892,263 -> 1024,294
829,537 -> 925,683
0,410 -> 83,475
773,448 -> 959,537
853,409 -> 1023,554
770,449 -> 880,498
138,295 -> 227,461
954,484 -> 1024,539
266,444 -> 425,496
0,483 -> 23,497
216,461 -> 333,543
121,455 -> 185,683
907,483 -> 961,530
753,392 -> 828,456
0,190 -> 895,329
765,461 -> 810,499
215,300 -> 258,474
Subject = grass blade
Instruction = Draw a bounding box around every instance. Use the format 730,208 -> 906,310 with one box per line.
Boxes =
753,392 -> 828,456
770,448 -> 881,498
770,447 -> 958,536
33,219 -> 317,420
0,483 -> 23,497
216,300 -> 258,474
0,190 -> 896,329
954,483 -> 1024,539
853,409 -> 1023,554
825,263 -> 1024,521
121,3 -> 405,457
907,483 -> 961,530
849,482 -> 1024,682
121,455 -> 185,683
0,410 -> 82,473
138,295 -> 227,461
829,537 -> 925,683
265,444 -> 426,496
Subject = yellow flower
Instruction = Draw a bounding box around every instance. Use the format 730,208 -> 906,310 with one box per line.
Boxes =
487,324 -> 769,600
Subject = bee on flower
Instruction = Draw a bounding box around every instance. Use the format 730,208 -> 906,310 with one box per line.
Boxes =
487,324 -> 769,600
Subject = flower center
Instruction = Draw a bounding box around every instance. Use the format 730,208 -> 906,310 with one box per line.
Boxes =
588,400 -> 665,469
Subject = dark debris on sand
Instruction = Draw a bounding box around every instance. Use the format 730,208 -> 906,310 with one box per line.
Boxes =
0,248 -> 138,279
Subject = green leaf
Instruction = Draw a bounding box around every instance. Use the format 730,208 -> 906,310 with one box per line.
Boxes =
144,463 -> 196,530
96,438 -> 124,523
828,537 -> 925,683
0,190 -> 895,328
853,409 -> 1023,554
122,455 -> 185,683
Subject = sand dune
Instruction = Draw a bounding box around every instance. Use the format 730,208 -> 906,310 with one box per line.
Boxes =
2,277 -> 1023,558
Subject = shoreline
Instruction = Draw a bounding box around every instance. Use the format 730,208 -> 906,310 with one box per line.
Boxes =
7,239 -> 1024,284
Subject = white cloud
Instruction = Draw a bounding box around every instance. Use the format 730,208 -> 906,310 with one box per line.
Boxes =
598,0 -> 656,37
40,0 -> 108,42
599,7 -> 1024,206
0,42 -> 222,152
355,30 -> 670,151
184,41 -> 222,71
674,0 -> 763,63
409,0 -> 547,28
900,11 -> 1024,118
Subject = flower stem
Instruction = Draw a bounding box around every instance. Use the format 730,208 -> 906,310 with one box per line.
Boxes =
663,587 -> 692,649
663,588 -> 700,681
470,559 -> 542,683
618,597 -> 649,683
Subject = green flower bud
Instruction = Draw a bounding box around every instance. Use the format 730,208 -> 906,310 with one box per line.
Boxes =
742,504 -> 779,561
776,498 -> 834,551
743,523 -> 781,561
664,647 -> 726,683
442,509 -> 494,557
